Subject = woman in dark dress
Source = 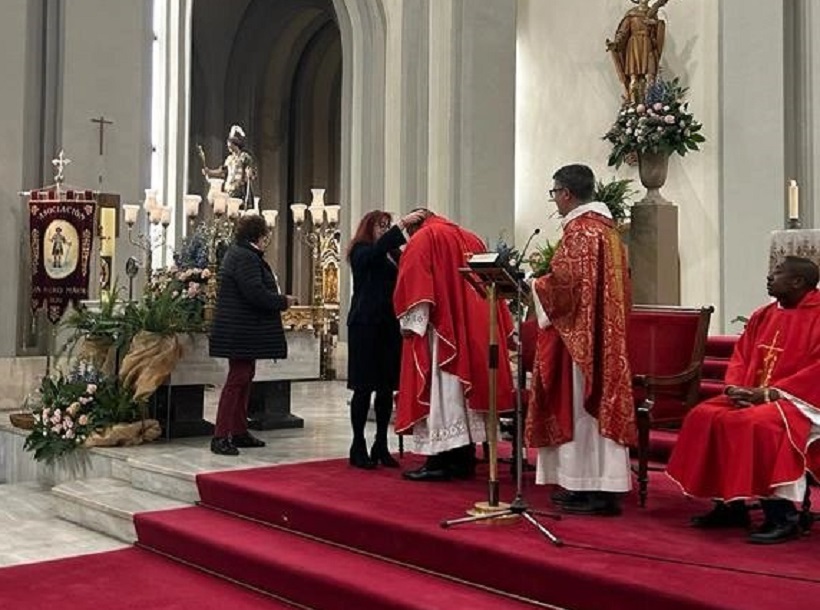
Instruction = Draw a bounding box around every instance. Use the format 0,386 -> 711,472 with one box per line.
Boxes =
209,214 -> 295,455
346,209 -> 426,468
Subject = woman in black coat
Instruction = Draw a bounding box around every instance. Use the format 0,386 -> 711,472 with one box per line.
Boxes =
209,214 -> 294,455
346,209 -> 426,468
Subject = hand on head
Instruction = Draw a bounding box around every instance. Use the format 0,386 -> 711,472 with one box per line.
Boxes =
399,210 -> 430,233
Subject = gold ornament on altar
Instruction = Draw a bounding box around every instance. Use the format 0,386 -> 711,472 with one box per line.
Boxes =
606,0 -> 671,104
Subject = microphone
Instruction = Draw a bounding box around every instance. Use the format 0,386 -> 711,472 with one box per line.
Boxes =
514,228 -> 541,269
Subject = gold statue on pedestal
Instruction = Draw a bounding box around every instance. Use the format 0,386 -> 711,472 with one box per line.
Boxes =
607,0 -> 672,103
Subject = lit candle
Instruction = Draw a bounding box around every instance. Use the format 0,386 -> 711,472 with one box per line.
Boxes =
183,194 -> 201,218
788,179 -> 799,220
262,210 -> 278,228
123,204 -> 140,226
290,203 -> 307,225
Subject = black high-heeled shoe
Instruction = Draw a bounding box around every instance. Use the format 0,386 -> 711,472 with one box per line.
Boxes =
349,440 -> 376,470
370,441 -> 400,468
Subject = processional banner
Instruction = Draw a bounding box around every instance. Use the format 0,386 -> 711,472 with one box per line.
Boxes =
29,188 -> 96,323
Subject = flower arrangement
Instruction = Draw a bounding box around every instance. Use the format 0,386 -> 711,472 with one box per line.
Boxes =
603,77 -> 705,169
595,177 -> 637,224
527,241 -> 560,278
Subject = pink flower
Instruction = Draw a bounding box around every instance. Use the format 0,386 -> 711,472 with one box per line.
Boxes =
653,102 -> 663,111
86,384 -> 97,394
63,418 -> 74,429
65,429 -> 75,440
187,282 -> 199,297
201,268 -> 211,279
664,115 -> 676,124
636,104 -> 646,114
78,414 -> 89,426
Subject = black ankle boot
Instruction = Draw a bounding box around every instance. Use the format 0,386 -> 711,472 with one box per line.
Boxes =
370,440 -> 400,468
350,439 -> 376,470
211,437 -> 239,456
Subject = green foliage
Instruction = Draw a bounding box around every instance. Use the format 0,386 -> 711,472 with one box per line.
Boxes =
594,177 -> 637,223
23,366 -> 140,463
604,77 -> 706,169
60,282 -> 132,357
528,241 -> 560,278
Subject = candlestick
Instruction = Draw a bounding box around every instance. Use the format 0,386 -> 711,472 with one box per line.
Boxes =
788,179 -> 799,220
123,204 -> 140,227
160,207 -> 171,227
262,210 -> 278,228
183,194 -> 201,219
227,197 -> 243,219
213,192 -> 228,216
291,203 -> 307,226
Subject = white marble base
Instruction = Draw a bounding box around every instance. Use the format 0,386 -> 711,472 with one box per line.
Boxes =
52,478 -> 188,543
0,357 -> 47,413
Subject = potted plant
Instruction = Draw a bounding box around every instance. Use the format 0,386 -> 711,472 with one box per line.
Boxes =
60,285 -> 129,373
595,177 -> 637,225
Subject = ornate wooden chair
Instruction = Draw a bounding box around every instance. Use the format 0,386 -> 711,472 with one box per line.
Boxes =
628,304 -> 714,507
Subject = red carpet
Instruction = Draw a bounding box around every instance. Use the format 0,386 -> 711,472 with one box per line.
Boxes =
0,547 -> 297,609
188,456 -> 820,610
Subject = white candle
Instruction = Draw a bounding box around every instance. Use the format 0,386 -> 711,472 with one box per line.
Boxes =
290,203 -> 307,225
253,196 -> 261,213
123,204 -> 140,226
227,197 -> 243,218
788,179 -> 799,220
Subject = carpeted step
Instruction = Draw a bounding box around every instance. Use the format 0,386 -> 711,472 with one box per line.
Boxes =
0,547 -> 299,610
135,505 -> 539,610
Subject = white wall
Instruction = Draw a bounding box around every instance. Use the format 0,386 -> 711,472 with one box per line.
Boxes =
516,0 -> 722,326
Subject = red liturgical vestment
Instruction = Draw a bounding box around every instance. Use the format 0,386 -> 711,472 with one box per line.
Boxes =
393,216 -> 514,434
667,290 -> 820,500
526,211 -> 636,449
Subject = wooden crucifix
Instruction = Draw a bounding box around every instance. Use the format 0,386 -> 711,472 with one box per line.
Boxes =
90,115 -> 114,155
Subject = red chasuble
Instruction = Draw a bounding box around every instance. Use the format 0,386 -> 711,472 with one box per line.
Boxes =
667,290 -> 820,500
392,216 -> 514,434
525,212 -> 636,448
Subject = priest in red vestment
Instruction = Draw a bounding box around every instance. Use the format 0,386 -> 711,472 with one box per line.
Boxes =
525,164 -> 636,516
667,256 -> 820,544
393,210 -> 514,482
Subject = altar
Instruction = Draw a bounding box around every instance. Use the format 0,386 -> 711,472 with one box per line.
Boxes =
148,330 -> 319,438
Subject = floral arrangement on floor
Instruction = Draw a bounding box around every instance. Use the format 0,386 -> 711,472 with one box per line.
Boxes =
23,362 -> 142,463
603,77 -> 706,169
146,266 -> 210,333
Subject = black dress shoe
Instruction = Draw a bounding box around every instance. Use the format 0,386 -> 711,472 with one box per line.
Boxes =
691,502 -> 750,529
232,432 -> 266,448
551,489 -> 587,506
748,521 -> 800,544
370,442 -> 400,468
211,437 -> 239,456
402,465 -> 451,482
559,492 -> 622,516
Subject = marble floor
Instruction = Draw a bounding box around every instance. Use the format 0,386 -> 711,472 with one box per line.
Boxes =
0,380 -> 367,568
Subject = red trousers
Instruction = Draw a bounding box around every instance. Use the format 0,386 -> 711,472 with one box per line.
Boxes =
214,359 -> 256,438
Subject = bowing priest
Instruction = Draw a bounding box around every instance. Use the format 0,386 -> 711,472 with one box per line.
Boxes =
393,209 -> 515,482
667,256 -> 820,544
526,164 -> 636,516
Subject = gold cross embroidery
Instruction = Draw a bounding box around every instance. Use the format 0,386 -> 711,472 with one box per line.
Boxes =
758,330 -> 783,387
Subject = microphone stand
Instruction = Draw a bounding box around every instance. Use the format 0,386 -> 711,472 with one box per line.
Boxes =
441,248 -> 563,546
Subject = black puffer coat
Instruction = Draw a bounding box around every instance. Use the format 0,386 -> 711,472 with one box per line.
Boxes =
209,241 -> 289,360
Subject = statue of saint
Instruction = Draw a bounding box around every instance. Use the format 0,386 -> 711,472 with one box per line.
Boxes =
202,125 -> 257,206
606,0 -> 671,103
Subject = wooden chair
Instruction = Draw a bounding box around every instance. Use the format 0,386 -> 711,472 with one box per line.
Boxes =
801,474 -> 820,531
628,304 -> 714,507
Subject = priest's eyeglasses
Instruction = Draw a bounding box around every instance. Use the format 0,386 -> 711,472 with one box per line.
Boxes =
548,187 -> 566,201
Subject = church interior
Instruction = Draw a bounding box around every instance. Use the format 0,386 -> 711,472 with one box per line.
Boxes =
1,1 -> 819,609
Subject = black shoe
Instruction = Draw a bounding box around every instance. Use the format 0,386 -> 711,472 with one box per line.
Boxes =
748,521 -> 801,544
403,455 -> 450,482
551,489 -> 587,507
559,491 -> 622,516
211,437 -> 239,456
691,502 -> 750,529
350,440 -> 376,470
447,445 -> 477,480
232,432 -> 266,448
370,441 -> 400,468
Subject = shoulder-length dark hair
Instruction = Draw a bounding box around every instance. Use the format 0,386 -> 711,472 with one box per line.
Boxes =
346,210 -> 391,261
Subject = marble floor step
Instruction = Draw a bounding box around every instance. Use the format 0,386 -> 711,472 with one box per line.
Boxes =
52,478 -> 189,543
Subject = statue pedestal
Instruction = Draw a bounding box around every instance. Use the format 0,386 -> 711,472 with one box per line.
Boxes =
629,203 -> 680,305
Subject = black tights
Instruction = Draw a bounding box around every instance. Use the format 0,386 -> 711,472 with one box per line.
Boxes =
350,389 -> 393,447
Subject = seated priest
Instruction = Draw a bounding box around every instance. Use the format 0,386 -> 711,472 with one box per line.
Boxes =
666,256 -> 820,544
